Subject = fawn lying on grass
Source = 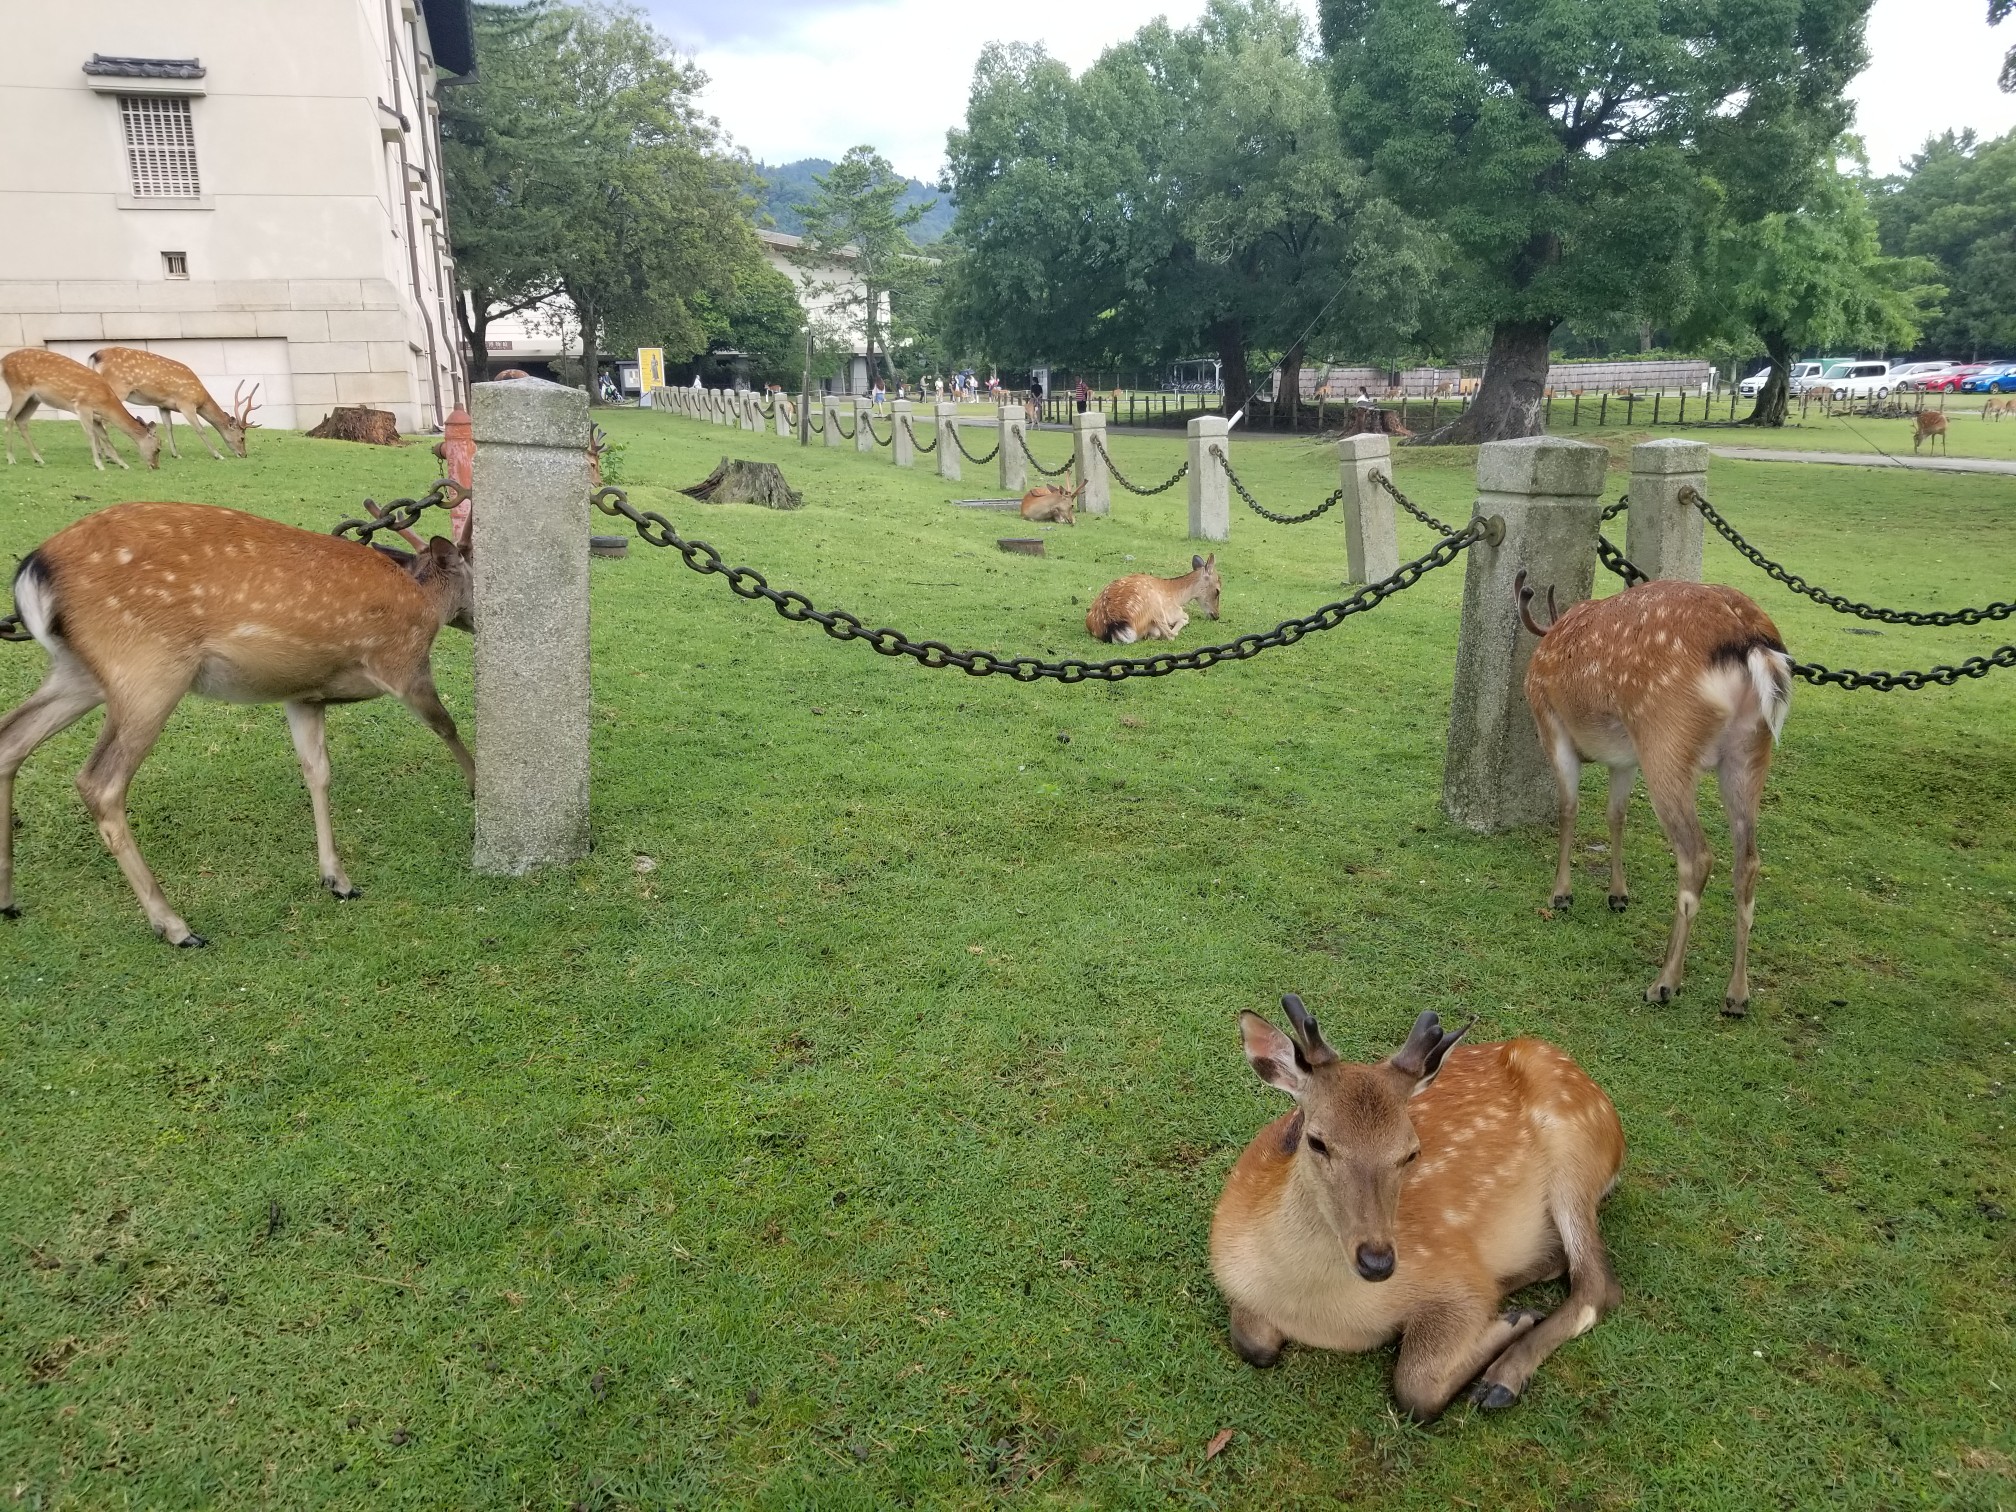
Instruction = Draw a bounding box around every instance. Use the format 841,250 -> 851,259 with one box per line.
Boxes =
1019,482 -> 1083,525
1085,553 -> 1219,643
1212,997 -> 1625,1420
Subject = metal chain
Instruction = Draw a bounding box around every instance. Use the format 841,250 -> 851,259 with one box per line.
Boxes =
1211,446 -> 1341,525
1369,470 -> 1454,536
952,426 -> 1001,466
590,484 -> 1487,682
1681,486 -> 2013,628
1016,429 -> 1075,477
809,411 -> 825,435
865,414 -> 893,447
1093,438 -> 1188,496
331,478 -> 469,545
1603,493 -> 1629,521
1593,527 -> 2016,691
832,413 -> 857,441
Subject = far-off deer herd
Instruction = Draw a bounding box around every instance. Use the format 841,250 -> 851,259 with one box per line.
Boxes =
1,353 -> 1935,1422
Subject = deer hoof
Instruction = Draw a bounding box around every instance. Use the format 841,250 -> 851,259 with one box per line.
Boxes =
0,904 -> 21,920
1607,893 -> 1629,913
1721,995 -> 1749,1019
325,881 -> 362,901
1499,1307 -> 1546,1329
1470,1381 -> 1519,1411
174,932 -> 209,949
1550,893 -> 1572,910
1645,982 -> 1674,1004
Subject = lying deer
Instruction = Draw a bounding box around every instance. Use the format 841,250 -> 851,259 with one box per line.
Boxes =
0,502 -> 473,946
90,347 -> 258,460
1518,572 -> 1791,1013
1019,481 -> 1082,525
3,348 -> 161,471
1212,996 -> 1624,1420
1085,553 -> 1219,644
1914,411 -> 1948,455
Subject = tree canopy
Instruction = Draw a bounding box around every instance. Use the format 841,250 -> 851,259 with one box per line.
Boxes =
1875,129 -> 2016,360
794,147 -> 935,386
1320,0 -> 1871,440
944,0 -> 1437,417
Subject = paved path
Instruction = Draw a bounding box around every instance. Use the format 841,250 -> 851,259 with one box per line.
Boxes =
1709,446 -> 2016,476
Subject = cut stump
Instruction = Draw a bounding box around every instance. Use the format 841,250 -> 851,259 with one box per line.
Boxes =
306,406 -> 403,445
682,457 -> 803,510
1337,406 -> 1412,439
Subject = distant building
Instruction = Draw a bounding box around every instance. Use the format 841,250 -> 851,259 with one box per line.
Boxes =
0,1 -> 475,433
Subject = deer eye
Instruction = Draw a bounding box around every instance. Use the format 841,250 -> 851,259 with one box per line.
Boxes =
1401,1149 -> 1420,1167
1305,1135 -> 1330,1158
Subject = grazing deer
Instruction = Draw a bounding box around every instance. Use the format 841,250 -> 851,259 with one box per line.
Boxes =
3,348 -> 161,472
1912,410 -> 1948,455
1518,572 -> 1791,1014
1085,553 -> 1220,644
1212,996 -> 1625,1420
0,503 -> 473,946
1982,398 -> 2008,423
89,347 -> 257,460
1019,481 -> 1082,525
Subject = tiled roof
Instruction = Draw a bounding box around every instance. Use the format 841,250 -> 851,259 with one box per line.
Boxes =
83,55 -> 206,80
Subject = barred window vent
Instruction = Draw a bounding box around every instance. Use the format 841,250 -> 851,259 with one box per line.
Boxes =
162,251 -> 188,279
119,95 -> 201,198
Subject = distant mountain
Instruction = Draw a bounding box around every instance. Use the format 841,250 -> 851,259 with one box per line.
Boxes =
752,159 -> 955,245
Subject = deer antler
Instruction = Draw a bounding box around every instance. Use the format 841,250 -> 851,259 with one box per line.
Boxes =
232,382 -> 263,428
1514,569 -> 1559,639
1279,993 -> 1338,1067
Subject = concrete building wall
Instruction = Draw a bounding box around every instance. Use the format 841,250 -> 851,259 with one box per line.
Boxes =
0,1 -> 468,433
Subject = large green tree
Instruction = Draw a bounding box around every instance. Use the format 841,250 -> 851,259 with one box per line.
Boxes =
1321,0 -> 1871,441
442,1 -> 767,401
1875,129 -> 2016,360
945,1 -> 1438,418
795,148 -> 933,385
1686,162 -> 1938,425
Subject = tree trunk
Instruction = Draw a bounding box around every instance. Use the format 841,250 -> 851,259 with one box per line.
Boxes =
579,297 -> 601,407
457,288 -> 491,386
1421,317 -> 1556,445
682,457 -> 804,510
1214,316 -> 1251,422
1279,340 -> 1305,431
1745,329 -> 1793,428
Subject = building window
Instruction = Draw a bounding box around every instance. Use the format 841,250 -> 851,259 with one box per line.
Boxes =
119,95 -> 201,198
162,250 -> 188,279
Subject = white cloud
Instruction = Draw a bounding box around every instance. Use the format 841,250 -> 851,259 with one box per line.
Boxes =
657,0 -> 2016,185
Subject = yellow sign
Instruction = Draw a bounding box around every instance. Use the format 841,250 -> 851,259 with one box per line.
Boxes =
636,347 -> 665,394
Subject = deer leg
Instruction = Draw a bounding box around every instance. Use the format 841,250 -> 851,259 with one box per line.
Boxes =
1540,713 -> 1580,908
284,700 -> 358,899
88,415 -> 130,471
397,671 -> 475,794
1605,763 -> 1634,911
73,679 -> 201,946
1392,1290 -> 1543,1422
187,406 -> 229,461
0,651 -> 106,918
1469,1189 -> 1622,1410
158,406 -> 183,460
1227,1303 -> 1287,1368
7,396 -> 45,465
1716,731 -> 1773,1017
1643,757 -> 1711,1004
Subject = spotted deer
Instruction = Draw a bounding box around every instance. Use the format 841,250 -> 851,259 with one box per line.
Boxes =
89,347 -> 258,460
0,503 -> 473,946
1913,410 -> 1948,454
1212,996 -> 1625,1420
3,348 -> 161,471
1518,572 -> 1791,1014
1019,481 -> 1083,525
1085,553 -> 1219,644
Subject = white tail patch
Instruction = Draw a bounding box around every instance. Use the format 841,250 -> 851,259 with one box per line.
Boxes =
12,558 -> 56,645
1748,646 -> 1791,744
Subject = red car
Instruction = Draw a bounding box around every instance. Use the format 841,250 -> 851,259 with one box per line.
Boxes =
1916,364 -> 1989,392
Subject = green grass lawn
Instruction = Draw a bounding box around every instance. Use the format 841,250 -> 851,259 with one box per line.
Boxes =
2,410 -> 2013,1510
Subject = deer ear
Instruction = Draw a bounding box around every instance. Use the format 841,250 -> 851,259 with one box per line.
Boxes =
1193,554 -> 1205,570
1240,1012 -> 1307,1096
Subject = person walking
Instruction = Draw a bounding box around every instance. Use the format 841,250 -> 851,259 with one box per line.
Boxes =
1075,376 -> 1091,414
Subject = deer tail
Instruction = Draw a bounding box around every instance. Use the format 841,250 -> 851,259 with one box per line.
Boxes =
10,550 -> 60,646
1748,645 -> 1792,744
1513,569 -> 1555,639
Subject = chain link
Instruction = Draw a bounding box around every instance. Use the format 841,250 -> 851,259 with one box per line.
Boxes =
1596,534 -> 1647,587
1016,429 -> 1075,477
1681,486 -> 2013,628
901,416 -> 938,454
1209,446 -> 1341,524
0,608 -> 28,642
1602,493 -> 1629,521
832,412 -> 857,442
330,478 -> 469,545
952,425 -> 1001,466
589,484 -> 1484,681
1369,470 -> 1455,536
1093,438 -> 1188,495
864,414 -> 893,447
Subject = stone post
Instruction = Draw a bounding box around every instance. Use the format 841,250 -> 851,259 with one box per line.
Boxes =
1625,437 -> 1708,582
998,404 -> 1027,492
824,396 -> 843,448
707,389 -> 722,426
891,398 -> 915,467
854,396 -> 874,454
1072,410 -> 1109,516
936,401 -> 961,482
1442,437 -> 1608,833
470,378 -> 592,874
775,393 -> 792,438
740,392 -> 759,431
1186,414 -> 1230,542
1337,433 -> 1399,584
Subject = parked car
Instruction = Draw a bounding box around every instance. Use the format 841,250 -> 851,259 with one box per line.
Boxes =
1918,363 -> 1989,392
1827,361 -> 1895,401
1888,362 -> 1959,391
1737,365 -> 1774,398
1790,359 -> 1858,396
1959,363 -> 2016,393
1779,360 -> 1835,395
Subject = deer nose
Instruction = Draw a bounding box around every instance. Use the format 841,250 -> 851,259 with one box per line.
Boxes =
1355,1242 -> 1395,1283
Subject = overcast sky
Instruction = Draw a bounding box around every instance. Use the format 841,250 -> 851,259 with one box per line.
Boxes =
637,0 -> 2016,184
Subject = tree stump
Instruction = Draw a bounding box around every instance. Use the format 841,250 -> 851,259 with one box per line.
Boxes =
681,457 -> 804,510
306,406 -> 403,445
1338,406 -> 1412,439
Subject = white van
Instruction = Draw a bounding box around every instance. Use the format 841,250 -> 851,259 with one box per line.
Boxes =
1827,361 -> 1894,400
1739,360 -> 1829,398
